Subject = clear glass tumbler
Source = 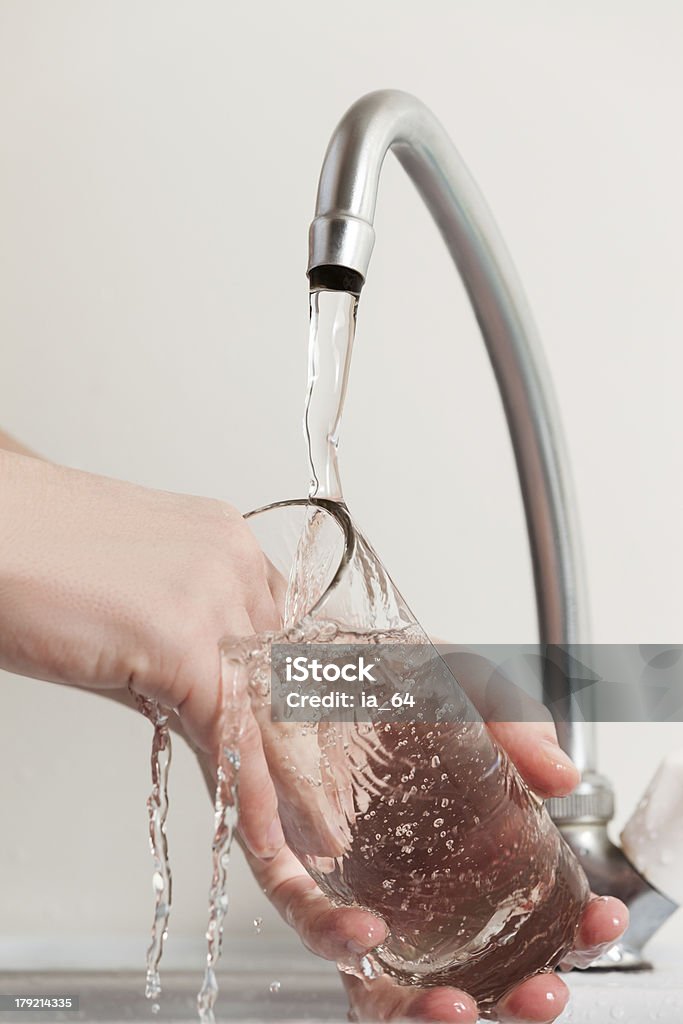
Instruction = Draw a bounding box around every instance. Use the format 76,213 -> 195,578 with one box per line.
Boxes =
220,498 -> 590,1016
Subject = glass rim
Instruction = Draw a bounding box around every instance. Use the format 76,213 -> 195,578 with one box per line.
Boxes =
244,497 -> 356,620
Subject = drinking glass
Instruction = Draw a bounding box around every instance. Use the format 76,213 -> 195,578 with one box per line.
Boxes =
219,498 -> 589,1015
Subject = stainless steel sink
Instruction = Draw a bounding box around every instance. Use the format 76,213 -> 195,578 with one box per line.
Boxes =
0,965 -> 347,1023
557,942 -> 682,1023
0,940 -> 681,1023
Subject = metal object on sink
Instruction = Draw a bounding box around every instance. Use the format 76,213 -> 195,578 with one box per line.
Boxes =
547,780 -> 678,968
306,89 -> 678,967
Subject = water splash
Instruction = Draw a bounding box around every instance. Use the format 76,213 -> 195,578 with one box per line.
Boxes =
132,692 -> 173,1007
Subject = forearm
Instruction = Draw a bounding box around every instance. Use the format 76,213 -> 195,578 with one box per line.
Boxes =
0,448 -> 71,680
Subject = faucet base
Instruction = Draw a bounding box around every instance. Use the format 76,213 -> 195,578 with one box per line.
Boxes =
548,790 -> 678,971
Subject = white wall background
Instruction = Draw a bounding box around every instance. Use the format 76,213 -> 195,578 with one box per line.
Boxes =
1,0 -> 681,970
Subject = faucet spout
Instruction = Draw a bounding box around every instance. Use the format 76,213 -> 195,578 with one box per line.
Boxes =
308,89 -> 594,770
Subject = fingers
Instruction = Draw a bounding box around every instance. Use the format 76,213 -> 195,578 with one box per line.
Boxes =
435,648 -> 579,798
487,721 -> 580,798
250,718 -> 354,861
244,843 -> 386,962
560,894 -> 629,969
233,707 -> 285,859
265,556 -> 288,622
210,609 -> 284,860
246,554 -> 284,633
401,987 -> 479,1023
438,648 -> 556,731
341,970 -> 569,1024
340,973 -> 478,1023
496,973 -> 569,1023
187,683 -> 284,860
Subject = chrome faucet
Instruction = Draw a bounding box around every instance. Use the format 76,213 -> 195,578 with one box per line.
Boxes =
306,89 -> 677,968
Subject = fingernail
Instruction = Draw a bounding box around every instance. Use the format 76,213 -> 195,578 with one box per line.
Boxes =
540,738 -> 577,772
265,816 -> 285,854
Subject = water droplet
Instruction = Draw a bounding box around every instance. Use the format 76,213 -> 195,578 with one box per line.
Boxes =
431,755 -> 440,767
253,916 -> 263,934
269,980 -> 281,994
359,955 -> 380,980
433,817 -> 444,828
151,1004 -> 160,1015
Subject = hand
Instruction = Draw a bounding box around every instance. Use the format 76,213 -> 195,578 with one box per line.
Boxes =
242,719 -> 628,1024
96,667 -> 627,1021
0,449 -> 286,859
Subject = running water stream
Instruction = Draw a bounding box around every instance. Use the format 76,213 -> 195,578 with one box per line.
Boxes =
196,744 -> 240,1024
303,288 -> 359,501
132,692 -> 173,1014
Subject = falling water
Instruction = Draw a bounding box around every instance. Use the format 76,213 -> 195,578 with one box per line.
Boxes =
284,287 -> 360,629
132,692 -> 173,1008
196,643 -> 247,1023
304,288 -> 358,501
196,747 -> 240,1024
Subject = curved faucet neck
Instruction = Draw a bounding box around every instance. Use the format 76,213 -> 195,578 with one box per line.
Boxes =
308,89 -> 595,774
